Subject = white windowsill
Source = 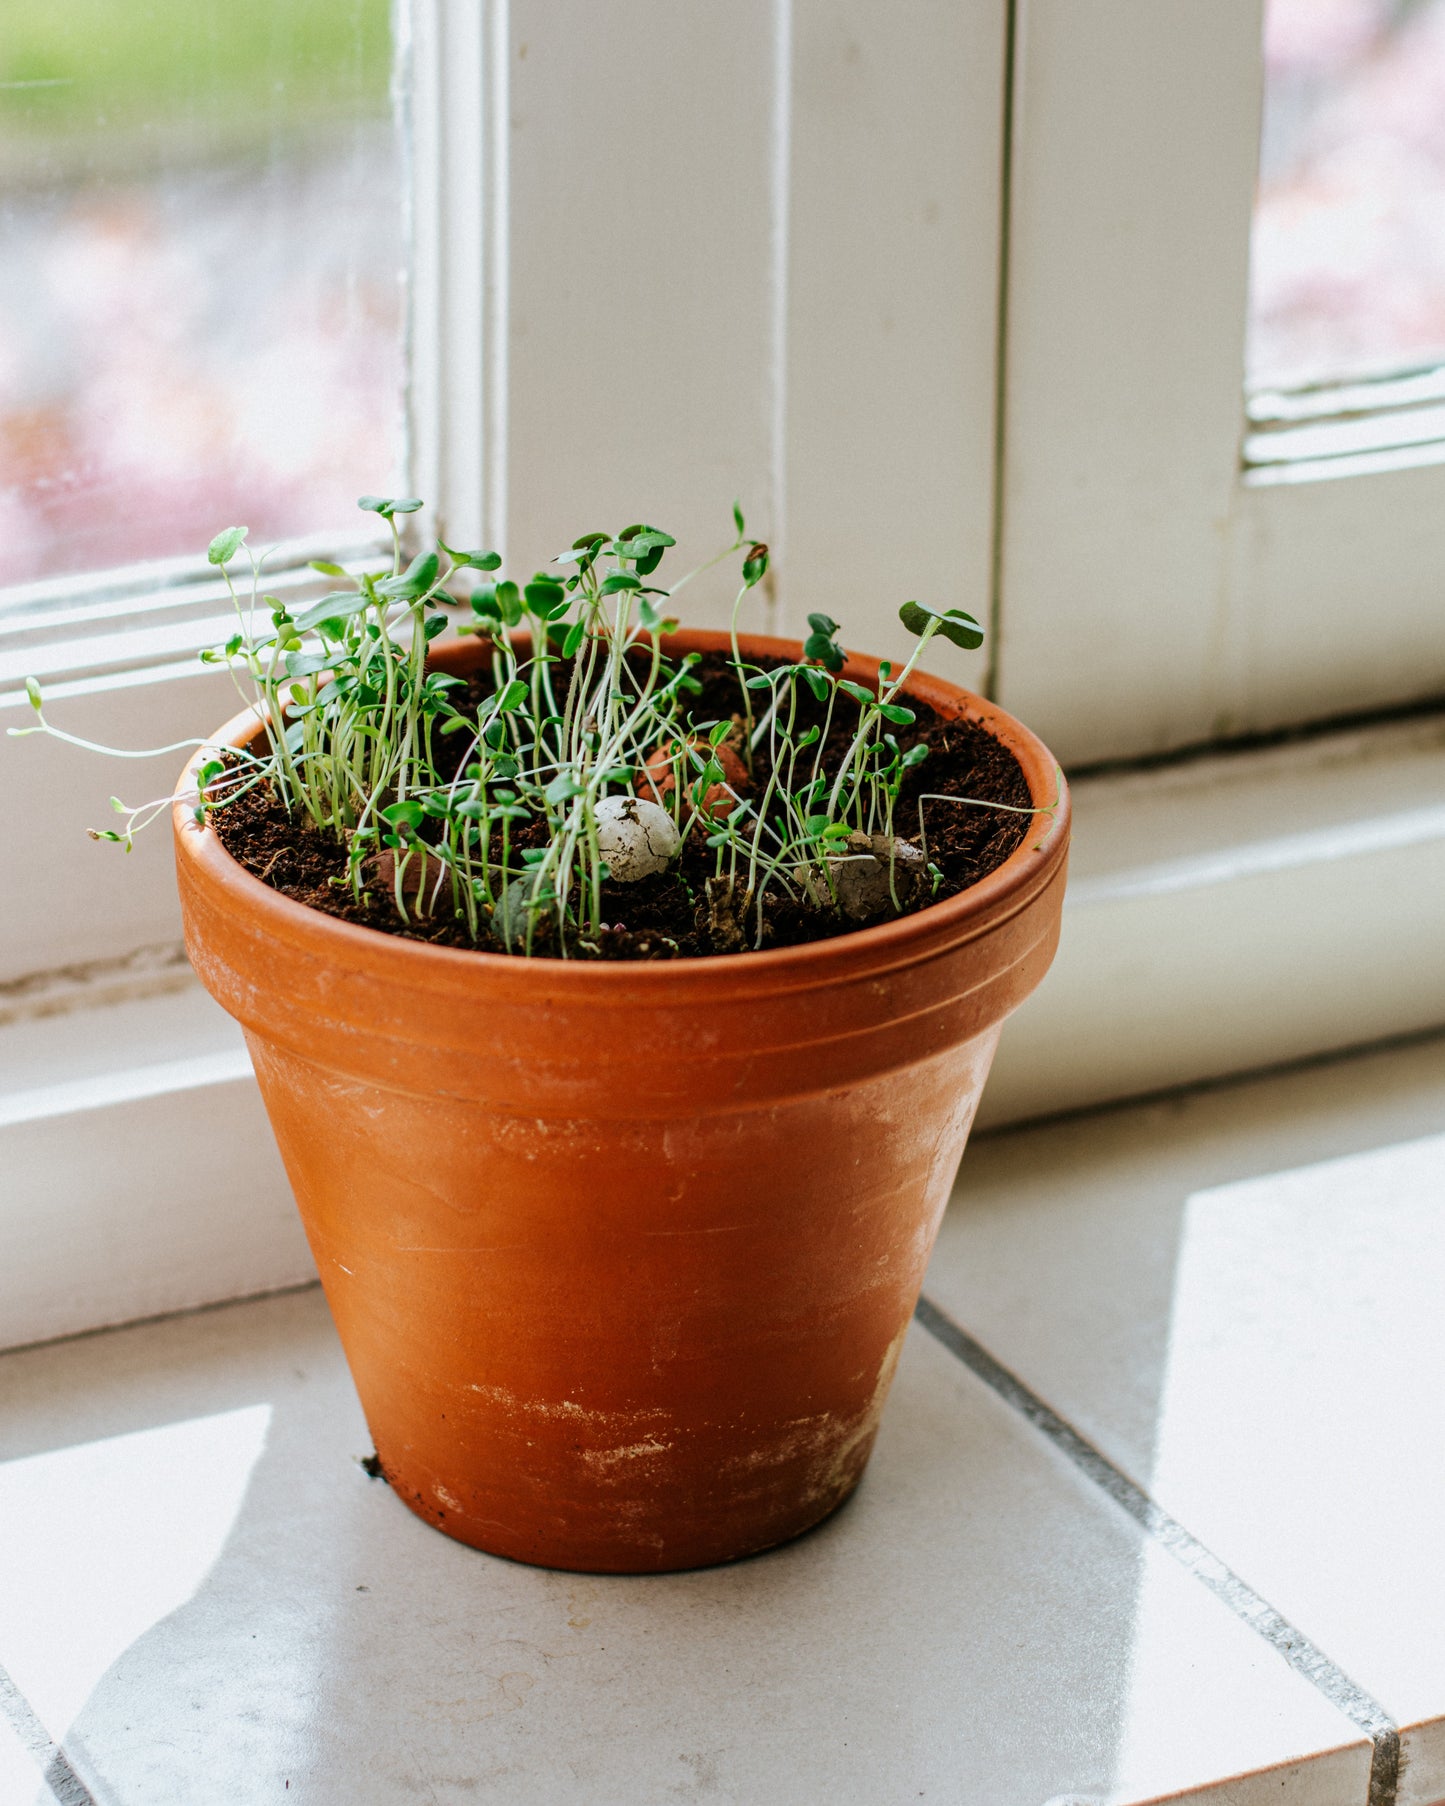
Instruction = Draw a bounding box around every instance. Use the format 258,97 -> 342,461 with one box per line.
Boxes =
5,709 -> 1445,1347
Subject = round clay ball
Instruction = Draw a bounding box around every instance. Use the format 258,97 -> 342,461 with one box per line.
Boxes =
594,795 -> 680,882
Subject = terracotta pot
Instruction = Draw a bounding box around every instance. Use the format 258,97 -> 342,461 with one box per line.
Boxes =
173,631 -> 1069,1573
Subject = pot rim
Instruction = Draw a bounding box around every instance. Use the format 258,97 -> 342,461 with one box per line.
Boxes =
173,628 -> 1069,993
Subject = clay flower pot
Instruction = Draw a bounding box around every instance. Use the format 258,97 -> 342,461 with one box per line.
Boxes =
173,631 -> 1069,1573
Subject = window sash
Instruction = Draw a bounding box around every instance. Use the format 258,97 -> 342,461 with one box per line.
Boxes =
994,0 -> 1445,767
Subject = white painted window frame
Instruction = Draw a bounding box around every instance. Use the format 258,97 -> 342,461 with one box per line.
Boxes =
994,0 -> 1445,768
4,0 -> 1009,979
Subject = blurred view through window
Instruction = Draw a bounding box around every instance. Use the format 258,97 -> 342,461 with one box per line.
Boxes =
1250,0 -> 1445,390
0,0 -> 402,591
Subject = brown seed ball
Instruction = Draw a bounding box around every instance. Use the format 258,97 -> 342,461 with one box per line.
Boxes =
639,736 -> 748,820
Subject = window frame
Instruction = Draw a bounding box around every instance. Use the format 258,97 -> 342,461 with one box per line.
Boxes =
993,0 -> 1445,767
3,0 -> 1013,977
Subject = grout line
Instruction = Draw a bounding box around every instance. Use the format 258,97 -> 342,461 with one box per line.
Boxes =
913,1294 -> 1399,1806
0,1664 -> 98,1806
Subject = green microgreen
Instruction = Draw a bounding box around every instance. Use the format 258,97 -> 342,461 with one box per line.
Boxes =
14,497 -> 1023,955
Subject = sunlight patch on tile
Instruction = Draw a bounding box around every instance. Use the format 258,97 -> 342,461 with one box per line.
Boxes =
0,1404 -> 271,1742
1148,1129 -> 1445,1538
1111,1541 -> 1363,1806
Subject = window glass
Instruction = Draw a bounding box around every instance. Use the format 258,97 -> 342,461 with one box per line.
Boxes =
0,0 -> 402,589
1249,0 -> 1445,390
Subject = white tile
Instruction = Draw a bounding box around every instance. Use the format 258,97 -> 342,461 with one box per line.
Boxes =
930,1033 -> 1445,1805
0,1290 -> 1367,1806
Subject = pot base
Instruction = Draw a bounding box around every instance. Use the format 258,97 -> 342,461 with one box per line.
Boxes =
379,1456 -> 871,1575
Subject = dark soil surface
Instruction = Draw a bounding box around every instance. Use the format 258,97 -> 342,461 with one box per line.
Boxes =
212,650 -> 1036,959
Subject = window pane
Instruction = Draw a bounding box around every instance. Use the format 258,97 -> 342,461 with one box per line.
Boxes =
1249,0 -> 1445,390
0,1 -> 402,589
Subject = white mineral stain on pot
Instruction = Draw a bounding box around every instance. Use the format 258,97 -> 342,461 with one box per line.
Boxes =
464,1383 -> 668,1431
581,1437 -> 672,1474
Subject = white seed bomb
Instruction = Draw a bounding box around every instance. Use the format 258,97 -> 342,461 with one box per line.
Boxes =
594,795 -> 680,882
797,832 -> 926,921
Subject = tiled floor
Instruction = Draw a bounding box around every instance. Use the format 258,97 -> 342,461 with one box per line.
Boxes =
3,1033 -> 1445,1805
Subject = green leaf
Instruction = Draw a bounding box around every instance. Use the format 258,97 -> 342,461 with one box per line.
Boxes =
838,679 -> 874,708
494,580 -> 524,626
599,570 -> 641,594
294,591 -> 372,632
207,526 -> 248,566
733,500 -> 746,536
441,543 -> 502,571
798,667 -> 830,701
742,543 -> 769,587
901,743 -> 930,769
382,799 -> 426,830
614,528 -> 676,558
807,612 -> 841,637
612,525 -> 674,576
877,702 -> 916,725
310,559 -> 347,577
24,676 -> 42,712
745,672 -> 774,691
689,758 -> 725,803
898,600 -> 985,651
377,551 -> 440,600
493,678 -> 528,713
561,618 -> 586,659
358,495 -> 423,516
545,773 -> 583,806
553,532 -> 609,566
803,632 -> 845,674
804,813 -> 833,837
284,651 -> 332,678
524,578 -> 567,613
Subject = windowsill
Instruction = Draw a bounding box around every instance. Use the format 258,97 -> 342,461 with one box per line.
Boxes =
6,1030 -> 1445,1804
980,706 -> 1445,1128
6,706 -> 1445,1345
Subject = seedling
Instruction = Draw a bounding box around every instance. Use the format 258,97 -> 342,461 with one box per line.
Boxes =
13,500 -> 1039,956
